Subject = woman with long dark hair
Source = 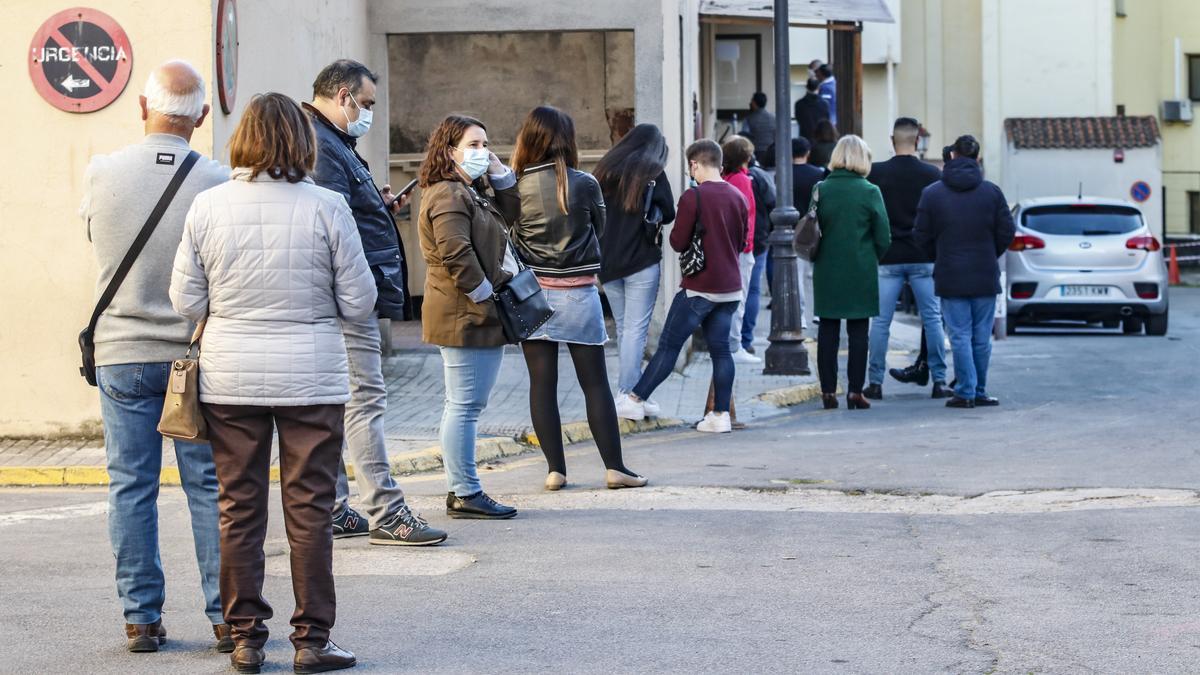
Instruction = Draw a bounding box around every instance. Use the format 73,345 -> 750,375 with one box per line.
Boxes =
417,114 -> 522,519
809,119 -> 839,169
592,124 -> 676,410
511,106 -> 647,491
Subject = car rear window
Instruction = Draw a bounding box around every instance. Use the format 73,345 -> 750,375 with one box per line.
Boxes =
1021,205 -> 1142,236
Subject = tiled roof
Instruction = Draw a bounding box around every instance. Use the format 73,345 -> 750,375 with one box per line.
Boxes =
1004,116 -> 1160,149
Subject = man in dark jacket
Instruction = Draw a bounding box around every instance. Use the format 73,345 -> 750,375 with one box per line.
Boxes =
914,135 -> 1015,408
305,59 -> 445,546
740,92 -> 776,168
863,118 -> 948,400
741,160 -> 777,352
794,78 -> 831,144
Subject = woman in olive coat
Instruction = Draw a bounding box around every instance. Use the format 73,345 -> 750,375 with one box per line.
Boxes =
810,134 -> 891,410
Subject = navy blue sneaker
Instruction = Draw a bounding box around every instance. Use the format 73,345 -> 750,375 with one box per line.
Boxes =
332,506 -> 369,538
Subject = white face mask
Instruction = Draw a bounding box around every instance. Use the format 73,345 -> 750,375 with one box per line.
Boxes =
343,93 -> 372,138
458,147 -> 490,180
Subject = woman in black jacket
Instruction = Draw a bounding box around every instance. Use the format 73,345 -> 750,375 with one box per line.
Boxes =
512,106 -> 647,492
592,124 -> 675,410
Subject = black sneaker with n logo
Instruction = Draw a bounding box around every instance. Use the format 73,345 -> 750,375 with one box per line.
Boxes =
332,506 -> 369,538
370,505 -> 448,546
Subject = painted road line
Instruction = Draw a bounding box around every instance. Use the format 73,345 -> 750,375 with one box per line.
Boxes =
0,500 -> 107,527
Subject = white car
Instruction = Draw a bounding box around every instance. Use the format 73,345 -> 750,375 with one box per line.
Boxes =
1006,196 -> 1169,335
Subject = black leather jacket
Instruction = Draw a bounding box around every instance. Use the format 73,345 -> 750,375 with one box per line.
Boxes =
304,104 -> 410,320
513,164 -> 606,278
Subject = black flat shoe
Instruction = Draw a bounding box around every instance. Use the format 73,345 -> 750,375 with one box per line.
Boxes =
446,492 -> 517,520
974,396 -> 1000,407
945,396 -> 975,409
889,362 -> 929,386
294,641 -> 355,674
821,393 -> 839,410
231,645 -> 266,674
931,382 -> 951,399
846,393 -> 871,410
862,384 -> 883,400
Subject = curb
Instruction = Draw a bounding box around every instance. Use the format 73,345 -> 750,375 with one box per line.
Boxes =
0,417 -> 686,487
756,381 -> 824,407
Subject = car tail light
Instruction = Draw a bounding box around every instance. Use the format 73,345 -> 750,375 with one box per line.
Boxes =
1126,235 -> 1161,252
1009,235 -> 1045,252
1134,282 -> 1159,299
1011,282 -> 1037,299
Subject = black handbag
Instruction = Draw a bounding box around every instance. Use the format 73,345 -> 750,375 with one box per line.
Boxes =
493,244 -> 555,344
642,179 -> 665,247
679,186 -> 706,277
79,151 -> 200,386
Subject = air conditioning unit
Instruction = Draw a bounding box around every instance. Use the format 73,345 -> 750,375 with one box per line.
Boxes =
1162,99 -> 1194,123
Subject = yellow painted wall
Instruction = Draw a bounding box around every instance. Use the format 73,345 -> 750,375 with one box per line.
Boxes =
0,0 -> 214,436
1114,0 -> 1200,235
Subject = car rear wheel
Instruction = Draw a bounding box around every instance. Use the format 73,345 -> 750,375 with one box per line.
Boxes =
1145,310 -> 1168,336
1122,317 -> 1143,334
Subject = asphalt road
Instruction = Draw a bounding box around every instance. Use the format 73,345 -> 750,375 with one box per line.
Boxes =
2,289 -> 1197,674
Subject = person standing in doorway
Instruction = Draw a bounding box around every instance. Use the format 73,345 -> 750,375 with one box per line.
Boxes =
720,135 -> 759,366
171,92 -> 373,674
811,135 -> 891,410
511,106 -> 648,491
593,124 -> 675,412
740,92 -> 777,168
304,60 -> 446,546
863,117 -> 949,400
417,114 -> 522,519
817,63 -> 838,127
915,135 -> 1015,408
80,60 -> 232,655
616,140 -> 748,433
794,77 -> 832,145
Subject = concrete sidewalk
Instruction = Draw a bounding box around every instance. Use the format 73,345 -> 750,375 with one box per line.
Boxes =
3,306 -> 915,485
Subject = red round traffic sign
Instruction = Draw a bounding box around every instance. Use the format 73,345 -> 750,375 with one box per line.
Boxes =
28,7 -> 133,114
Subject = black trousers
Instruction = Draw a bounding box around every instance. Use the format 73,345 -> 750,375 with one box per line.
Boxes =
817,318 -> 869,395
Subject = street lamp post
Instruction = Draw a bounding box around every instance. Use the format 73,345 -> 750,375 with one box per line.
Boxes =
764,0 -> 810,375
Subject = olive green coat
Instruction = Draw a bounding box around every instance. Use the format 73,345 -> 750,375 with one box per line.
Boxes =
811,169 -> 892,319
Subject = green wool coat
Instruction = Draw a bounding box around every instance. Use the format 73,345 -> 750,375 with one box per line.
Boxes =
811,169 -> 892,319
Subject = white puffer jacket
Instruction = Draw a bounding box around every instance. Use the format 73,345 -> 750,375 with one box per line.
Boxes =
170,168 -> 377,406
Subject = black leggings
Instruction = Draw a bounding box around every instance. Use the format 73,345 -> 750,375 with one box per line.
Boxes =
521,341 -> 629,476
817,318 -> 869,395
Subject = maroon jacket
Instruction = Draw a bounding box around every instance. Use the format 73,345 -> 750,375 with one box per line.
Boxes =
670,180 -> 748,295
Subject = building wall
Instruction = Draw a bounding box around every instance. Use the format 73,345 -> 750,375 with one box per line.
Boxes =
0,0 -> 213,436
1113,0 -> 1200,235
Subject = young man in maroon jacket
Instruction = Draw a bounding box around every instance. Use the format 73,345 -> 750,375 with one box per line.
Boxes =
615,140 -> 749,433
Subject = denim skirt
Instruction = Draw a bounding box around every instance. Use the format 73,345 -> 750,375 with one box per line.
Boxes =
528,285 -> 609,345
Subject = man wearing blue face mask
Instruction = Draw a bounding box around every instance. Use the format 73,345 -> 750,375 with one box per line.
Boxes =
303,60 -> 448,548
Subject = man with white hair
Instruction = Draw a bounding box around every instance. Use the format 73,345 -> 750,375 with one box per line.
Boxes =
79,60 -> 232,655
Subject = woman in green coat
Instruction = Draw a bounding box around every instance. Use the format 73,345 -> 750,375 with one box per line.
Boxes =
811,135 -> 891,410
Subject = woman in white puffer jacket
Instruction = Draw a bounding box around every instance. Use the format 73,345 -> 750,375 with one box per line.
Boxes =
169,92 -> 374,673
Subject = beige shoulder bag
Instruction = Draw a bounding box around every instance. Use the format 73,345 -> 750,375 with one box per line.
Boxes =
158,321 -> 207,442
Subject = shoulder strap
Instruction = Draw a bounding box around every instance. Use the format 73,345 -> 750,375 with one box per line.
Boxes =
85,150 -> 200,335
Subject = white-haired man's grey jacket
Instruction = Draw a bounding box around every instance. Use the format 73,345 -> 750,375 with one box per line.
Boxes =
170,168 -> 378,406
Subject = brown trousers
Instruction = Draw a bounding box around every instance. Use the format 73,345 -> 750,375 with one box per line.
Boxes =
203,403 -> 344,650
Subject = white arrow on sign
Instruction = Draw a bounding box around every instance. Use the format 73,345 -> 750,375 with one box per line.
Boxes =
61,75 -> 91,92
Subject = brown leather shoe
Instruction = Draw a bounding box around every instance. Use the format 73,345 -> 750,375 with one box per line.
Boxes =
231,644 -> 266,674
213,623 -> 235,653
125,620 -> 166,652
294,641 -> 356,674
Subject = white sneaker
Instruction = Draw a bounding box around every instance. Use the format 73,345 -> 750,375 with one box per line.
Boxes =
732,348 -> 762,364
642,398 -> 662,417
614,393 -> 646,421
696,411 -> 732,433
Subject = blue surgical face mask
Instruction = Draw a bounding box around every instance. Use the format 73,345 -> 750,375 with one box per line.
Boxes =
343,93 -> 372,138
459,147 -> 490,180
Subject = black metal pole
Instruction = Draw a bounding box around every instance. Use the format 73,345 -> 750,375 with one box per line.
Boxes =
765,0 -> 810,375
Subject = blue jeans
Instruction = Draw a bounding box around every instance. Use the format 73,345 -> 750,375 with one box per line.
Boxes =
869,263 -> 947,385
603,263 -> 661,393
633,290 -> 738,412
97,363 -> 222,625
941,296 -> 997,399
438,346 -> 505,497
741,253 -> 768,350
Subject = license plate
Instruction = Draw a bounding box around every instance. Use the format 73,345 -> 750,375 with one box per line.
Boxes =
1062,285 -> 1110,297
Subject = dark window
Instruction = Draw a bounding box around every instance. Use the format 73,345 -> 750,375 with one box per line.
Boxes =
1189,191 -> 1200,234
1022,205 -> 1143,236
1190,55 -> 1200,101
